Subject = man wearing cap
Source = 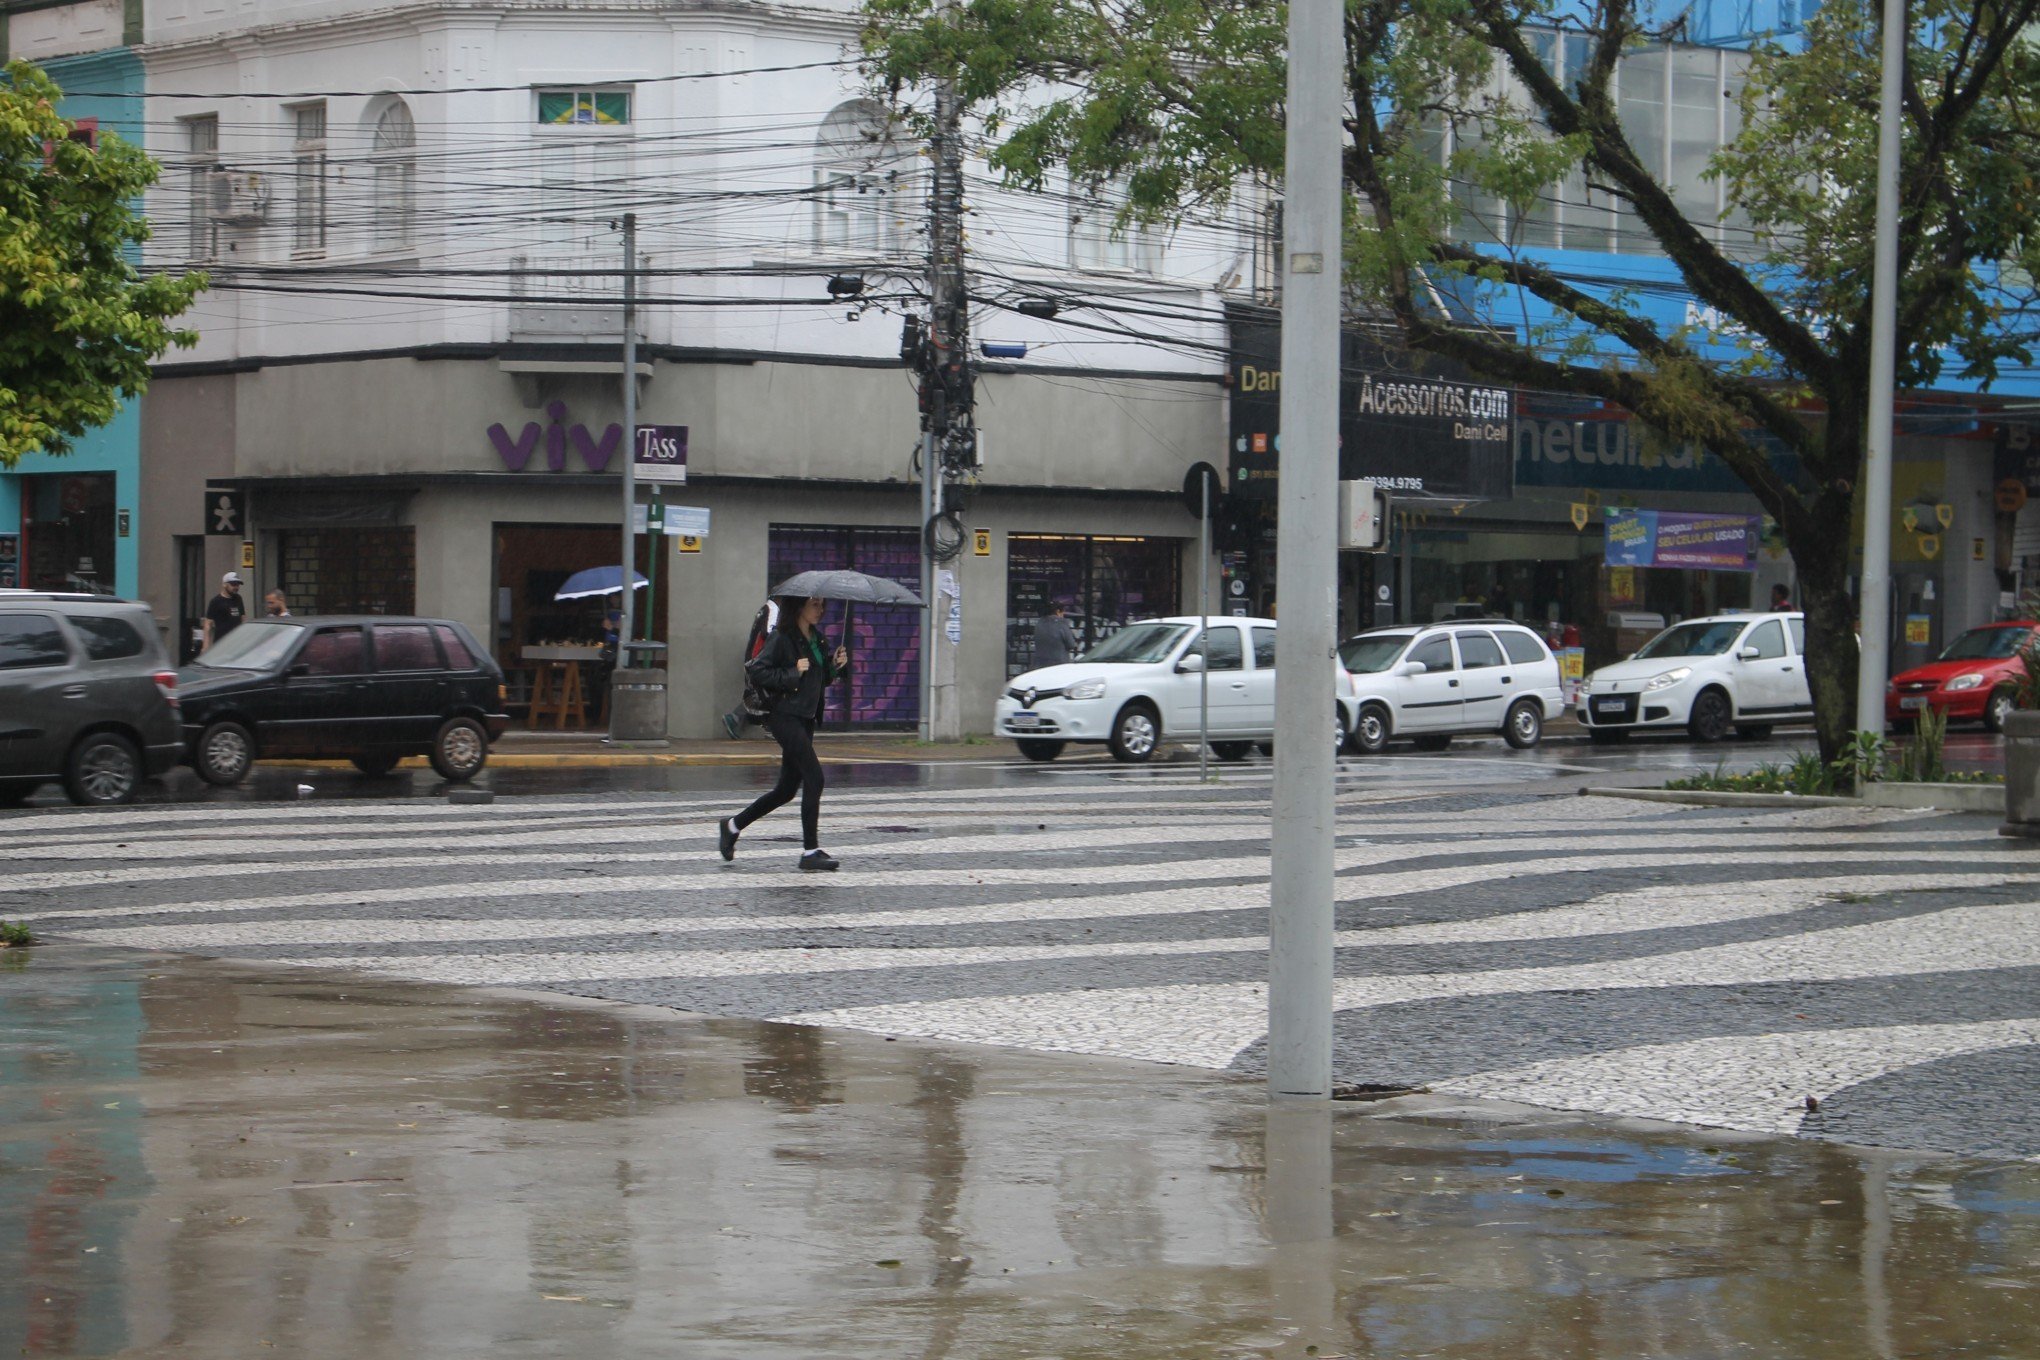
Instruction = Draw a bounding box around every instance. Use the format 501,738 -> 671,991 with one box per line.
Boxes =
202,572 -> 247,652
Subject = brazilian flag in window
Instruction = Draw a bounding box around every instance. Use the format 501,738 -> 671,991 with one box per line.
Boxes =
539,91 -> 630,125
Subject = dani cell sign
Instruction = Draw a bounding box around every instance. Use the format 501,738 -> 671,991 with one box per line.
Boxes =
1226,313 -> 1514,503
1604,510 -> 1760,572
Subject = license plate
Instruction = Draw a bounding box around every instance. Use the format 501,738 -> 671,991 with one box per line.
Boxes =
1009,711 -> 1042,728
1592,697 -> 1626,713
1899,696 -> 1927,711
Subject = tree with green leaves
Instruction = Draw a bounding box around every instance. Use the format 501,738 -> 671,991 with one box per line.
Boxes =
861,0 -> 2040,765
1,61 -> 205,468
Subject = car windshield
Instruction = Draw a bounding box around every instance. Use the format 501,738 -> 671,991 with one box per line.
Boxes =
1080,622 -> 1192,665
193,621 -> 304,670
1635,620 -> 1744,659
1940,627 -> 2032,662
1339,635 -> 1413,673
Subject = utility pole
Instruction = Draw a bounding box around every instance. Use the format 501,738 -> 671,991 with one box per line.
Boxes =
919,30 -> 970,742
1855,0 -> 1904,750
612,211 -> 639,742
1267,0 -> 1343,1100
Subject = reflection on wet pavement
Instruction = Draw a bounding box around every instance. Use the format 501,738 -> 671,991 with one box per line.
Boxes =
2,944 -> 2035,1358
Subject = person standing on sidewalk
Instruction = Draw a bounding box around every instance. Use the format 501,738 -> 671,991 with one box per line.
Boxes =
1032,600 -> 1080,668
718,595 -> 850,871
201,572 -> 246,652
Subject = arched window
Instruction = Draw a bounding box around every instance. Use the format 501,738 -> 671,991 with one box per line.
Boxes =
815,100 -> 908,254
371,100 -> 416,252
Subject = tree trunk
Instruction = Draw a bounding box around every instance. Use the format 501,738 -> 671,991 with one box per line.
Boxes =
1795,512 -> 1862,771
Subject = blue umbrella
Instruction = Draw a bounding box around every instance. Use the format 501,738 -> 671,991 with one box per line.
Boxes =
554,566 -> 649,602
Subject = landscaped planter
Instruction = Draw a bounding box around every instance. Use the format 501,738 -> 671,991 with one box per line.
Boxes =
2001,710 -> 2040,831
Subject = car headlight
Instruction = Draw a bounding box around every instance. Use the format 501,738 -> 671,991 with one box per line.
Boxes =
1064,678 -> 1107,701
1642,667 -> 1692,693
1945,673 -> 1984,692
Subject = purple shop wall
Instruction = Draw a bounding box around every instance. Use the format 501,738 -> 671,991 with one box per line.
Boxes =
768,526 -> 922,726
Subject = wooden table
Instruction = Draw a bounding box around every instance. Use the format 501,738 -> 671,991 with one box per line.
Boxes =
521,645 -> 603,729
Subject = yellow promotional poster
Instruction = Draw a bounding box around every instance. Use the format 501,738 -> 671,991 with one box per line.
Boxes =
240,540 -> 255,569
1853,462 -> 1955,564
973,528 -> 991,556
677,535 -> 702,554
1606,566 -> 1638,608
1905,615 -> 1931,645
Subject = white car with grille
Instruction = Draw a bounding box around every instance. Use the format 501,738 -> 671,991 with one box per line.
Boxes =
995,616 -> 1348,763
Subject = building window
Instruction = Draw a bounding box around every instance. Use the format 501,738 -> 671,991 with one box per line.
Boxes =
767,525 -> 922,726
1005,534 -> 1182,676
814,101 -> 910,254
371,100 -> 416,252
1067,183 -> 1161,275
290,102 -> 327,254
184,114 -> 219,261
537,90 -> 631,126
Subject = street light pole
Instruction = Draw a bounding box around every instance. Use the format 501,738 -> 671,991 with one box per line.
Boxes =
1855,0 -> 1904,746
613,211 -> 638,743
1267,0 -> 1342,1100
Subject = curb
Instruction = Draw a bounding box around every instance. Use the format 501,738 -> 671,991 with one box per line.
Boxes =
1582,787 -> 1859,809
1585,784 -> 2004,813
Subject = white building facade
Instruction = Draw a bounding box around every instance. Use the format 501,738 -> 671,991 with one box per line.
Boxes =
138,0 -> 1249,732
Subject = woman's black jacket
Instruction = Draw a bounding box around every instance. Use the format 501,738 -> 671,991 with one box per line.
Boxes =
747,627 -> 849,719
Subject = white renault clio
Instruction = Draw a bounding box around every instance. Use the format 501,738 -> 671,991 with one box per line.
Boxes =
994,615 -> 1346,763
1577,611 -> 1812,742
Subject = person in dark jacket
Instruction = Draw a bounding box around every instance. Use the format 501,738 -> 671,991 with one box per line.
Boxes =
718,595 -> 850,870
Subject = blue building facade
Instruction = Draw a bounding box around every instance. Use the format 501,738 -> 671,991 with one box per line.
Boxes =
0,22 -> 146,596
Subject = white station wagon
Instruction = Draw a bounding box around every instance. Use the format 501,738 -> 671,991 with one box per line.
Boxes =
1336,620 -> 1566,752
994,615 -> 1348,763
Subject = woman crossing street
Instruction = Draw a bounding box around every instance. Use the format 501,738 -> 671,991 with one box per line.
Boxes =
718,595 -> 850,870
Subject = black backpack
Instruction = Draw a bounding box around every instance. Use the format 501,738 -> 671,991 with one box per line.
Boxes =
738,601 -> 777,717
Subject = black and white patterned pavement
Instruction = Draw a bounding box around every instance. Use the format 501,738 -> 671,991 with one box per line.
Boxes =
5,770 -> 2037,1157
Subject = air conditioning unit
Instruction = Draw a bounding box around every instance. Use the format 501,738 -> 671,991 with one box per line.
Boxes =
208,170 -> 269,223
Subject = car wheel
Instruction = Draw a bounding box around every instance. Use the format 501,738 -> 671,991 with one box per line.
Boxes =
1503,699 -> 1543,749
1588,728 -> 1628,745
1986,689 -> 2016,733
1107,702 -> 1160,763
0,781 -> 40,808
1687,688 -> 1733,743
1735,723 -> 1774,741
1209,740 -> 1254,762
1015,739 -> 1065,762
351,751 -> 403,777
64,732 -> 142,806
1333,707 -> 1350,753
1351,705 -> 1390,754
196,720 -> 255,786
429,716 -> 489,782
1412,735 -> 1452,752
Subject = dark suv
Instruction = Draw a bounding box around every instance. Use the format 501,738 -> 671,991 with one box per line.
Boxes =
0,591 -> 184,806
178,616 -> 510,784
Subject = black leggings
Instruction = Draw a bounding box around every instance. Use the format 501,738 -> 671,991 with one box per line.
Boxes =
734,712 -> 824,849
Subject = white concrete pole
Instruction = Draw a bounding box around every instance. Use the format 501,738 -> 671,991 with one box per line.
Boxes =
1855,0 -> 1905,743
1267,0 -> 1343,1099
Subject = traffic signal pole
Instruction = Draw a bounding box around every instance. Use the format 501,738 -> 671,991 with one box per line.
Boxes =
1267,0 -> 1343,1100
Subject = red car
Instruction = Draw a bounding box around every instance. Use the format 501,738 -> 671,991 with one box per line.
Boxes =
1886,621 -> 2037,731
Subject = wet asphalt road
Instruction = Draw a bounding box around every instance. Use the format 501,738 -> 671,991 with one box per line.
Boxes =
16,724 -> 2008,807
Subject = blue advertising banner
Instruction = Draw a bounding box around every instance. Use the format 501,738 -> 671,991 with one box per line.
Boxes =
1605,510 -> 1761,571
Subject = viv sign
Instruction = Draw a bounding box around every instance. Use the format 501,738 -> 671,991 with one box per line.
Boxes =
488,401 -> 624,472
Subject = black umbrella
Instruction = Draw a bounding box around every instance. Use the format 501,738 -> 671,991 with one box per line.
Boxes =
770,569 -> 925,607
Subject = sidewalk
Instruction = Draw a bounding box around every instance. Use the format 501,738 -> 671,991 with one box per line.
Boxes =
1,942 -> 2027,1359
346,717 -> 1603,769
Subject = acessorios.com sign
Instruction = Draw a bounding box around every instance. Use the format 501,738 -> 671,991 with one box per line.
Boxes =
1227,317 -> 1515,502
